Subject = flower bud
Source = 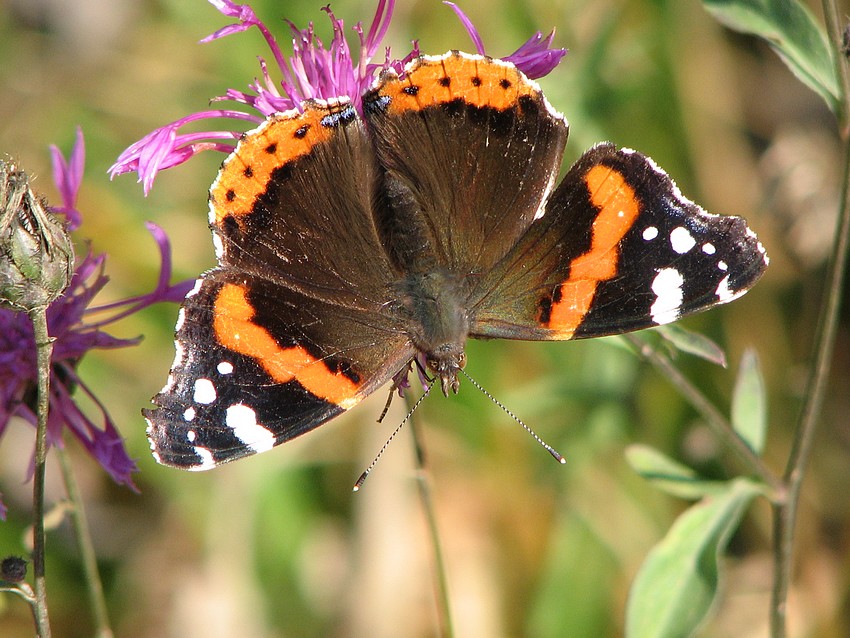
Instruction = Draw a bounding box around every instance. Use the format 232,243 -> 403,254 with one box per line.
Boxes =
0,159 -> 74,311
0,556 -> 28,583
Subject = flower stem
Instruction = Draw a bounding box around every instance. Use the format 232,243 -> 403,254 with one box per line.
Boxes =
57,447 -> 113,638
28,306 -> 53,638
624,333 -> 783,498
770,6 -> 850,636
408,401 -> 455,638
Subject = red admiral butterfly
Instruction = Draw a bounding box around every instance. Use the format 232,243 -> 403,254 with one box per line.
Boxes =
145,52 -> 768,470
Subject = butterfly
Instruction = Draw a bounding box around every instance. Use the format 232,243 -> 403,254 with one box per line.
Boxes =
145,52 -> 768,470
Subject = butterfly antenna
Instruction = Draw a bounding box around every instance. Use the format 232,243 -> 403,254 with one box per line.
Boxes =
354,378 -> 436,491
459,369 -> 566,464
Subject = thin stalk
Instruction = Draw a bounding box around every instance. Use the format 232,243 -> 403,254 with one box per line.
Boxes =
823,0 -> 850,135
770,6 -> 850,633
28,306 -> 53,638
408,400 -> 454,638
625,333 -> 783,498
57,447 -> 113,638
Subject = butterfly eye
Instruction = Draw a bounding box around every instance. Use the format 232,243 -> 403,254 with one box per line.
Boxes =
457,352 -> 467,369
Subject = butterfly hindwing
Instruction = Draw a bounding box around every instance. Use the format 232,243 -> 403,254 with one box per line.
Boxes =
471,143 -> 768,340
146,269 -> 414,469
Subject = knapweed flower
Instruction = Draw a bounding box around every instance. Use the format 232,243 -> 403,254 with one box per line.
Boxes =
0,129 -> 191,516
109,0 -> 566,193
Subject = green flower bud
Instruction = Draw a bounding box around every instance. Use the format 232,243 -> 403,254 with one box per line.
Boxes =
0,159 -> 74,311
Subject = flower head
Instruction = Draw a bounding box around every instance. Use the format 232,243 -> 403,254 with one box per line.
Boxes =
0,158 -> 74,312
110,0 -> 566,194
0,130 -> 191,513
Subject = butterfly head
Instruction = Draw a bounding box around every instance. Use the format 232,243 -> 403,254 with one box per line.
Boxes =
424,345 -> 466,396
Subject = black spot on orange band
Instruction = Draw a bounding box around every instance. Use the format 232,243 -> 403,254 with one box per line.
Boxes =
376,54 -> 541,115
210,101 -> 354,225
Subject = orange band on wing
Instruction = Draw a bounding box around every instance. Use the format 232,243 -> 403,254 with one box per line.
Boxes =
379,54 -> 539,114
213,283 -> 360,407
210,104 -> 344,224
546,165 -> 641,336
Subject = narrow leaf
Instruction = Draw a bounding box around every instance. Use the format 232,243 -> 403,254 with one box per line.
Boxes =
731,348 -> 767,455
702,0 -> 839,112
625,479 -> 763,638
655,324 -> 727,367
626,444 -> 728,500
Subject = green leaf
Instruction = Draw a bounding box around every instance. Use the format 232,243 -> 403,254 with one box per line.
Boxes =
702,0 -> 839,112
731,348 -> 767,455
625,478 -> 763,638
655,324 -> 727,367
626,445 -> 729,500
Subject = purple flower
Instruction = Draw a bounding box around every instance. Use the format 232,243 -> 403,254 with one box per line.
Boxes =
0,130 -> 192,513
110,0 -> 566,194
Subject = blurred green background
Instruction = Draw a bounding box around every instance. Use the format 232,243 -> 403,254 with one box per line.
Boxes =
0,0 -> 847,636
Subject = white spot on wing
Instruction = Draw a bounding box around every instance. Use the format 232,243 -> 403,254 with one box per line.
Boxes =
187,429 -> 196,442
217,361 -> 234,375
184,407 -> 196,422
715,274 -> 740,303
702,242 -> 716,255
643,226 -> 658,241
650,268 -> 684,325
226,404 -> 275,454
188,446 -> 216,471
718,260 -> 728,271
670,226 -> 696,254
193,378 -> 217,404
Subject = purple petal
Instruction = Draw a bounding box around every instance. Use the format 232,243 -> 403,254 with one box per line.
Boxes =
48,126 -> 85,230
443,2 -> 485,55
146,222 -> 174,296
82,223 -> 193,329
206,0 -> 259,24
443,3 -> 566,79
53,375 -> 139,489
109,114 -> 249,193
504,30 -> 567,79
362,0 -> 395,59
202,21 -> 254,43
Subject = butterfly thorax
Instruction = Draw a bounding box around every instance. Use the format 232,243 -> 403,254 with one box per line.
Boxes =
397,269 -> 469,396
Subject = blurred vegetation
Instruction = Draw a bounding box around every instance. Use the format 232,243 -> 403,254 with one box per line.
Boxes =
0,0 -> 847,636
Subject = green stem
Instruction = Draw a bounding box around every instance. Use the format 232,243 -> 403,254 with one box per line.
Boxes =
0,583 -> 36,604
625,333 -> 783,498
770,6 -> 850,635
57,447 -> 113,638
28,307 -> 53,638
408,401 -> 455,638
823,0 -> 850,135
